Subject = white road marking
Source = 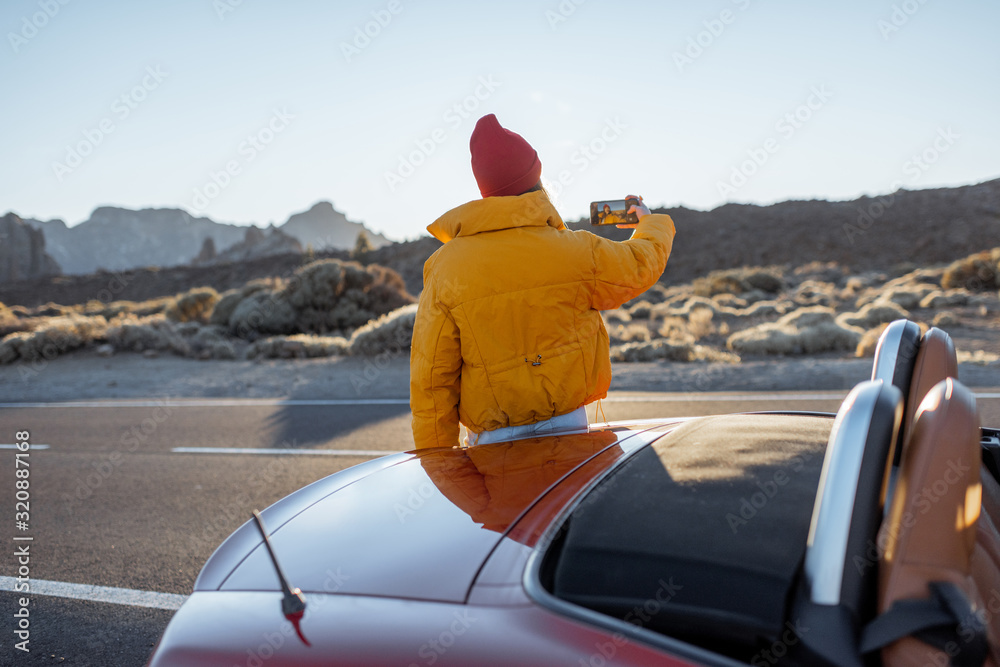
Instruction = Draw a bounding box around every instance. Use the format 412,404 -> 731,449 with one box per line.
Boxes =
172,447 -> 400,457
0,576 -> 186,610
0,444 -> 49,449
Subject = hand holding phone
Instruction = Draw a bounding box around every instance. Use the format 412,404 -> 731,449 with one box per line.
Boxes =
590,195 -> 649,228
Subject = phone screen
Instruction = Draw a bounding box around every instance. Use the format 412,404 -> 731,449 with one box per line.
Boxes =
590,199 -> 631,225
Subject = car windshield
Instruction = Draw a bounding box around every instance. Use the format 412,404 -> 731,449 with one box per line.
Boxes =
541,413 -> 833,661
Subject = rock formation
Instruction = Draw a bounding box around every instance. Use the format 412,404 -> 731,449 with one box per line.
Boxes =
0,212 -> 62,283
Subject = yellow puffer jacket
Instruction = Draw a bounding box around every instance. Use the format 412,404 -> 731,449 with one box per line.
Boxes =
410,190 -> 675,449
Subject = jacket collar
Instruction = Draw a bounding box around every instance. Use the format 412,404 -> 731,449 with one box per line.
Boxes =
427,190 -> 566,243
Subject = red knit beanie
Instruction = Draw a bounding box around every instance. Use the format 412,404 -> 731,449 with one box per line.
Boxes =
469,114 -> 542,198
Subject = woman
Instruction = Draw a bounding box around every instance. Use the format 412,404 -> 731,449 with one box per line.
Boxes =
410,113 -> 675,449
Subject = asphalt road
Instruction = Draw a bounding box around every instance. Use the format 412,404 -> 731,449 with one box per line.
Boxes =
1,391 -> 998,665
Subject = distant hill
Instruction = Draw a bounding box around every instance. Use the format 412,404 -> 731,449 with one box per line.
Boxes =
2,177 -> 997,305
13,201 -> 389,277
568,177 -> 1000,282
281,201 -> 390,251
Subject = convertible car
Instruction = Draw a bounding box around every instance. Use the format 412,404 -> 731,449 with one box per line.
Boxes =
148,320 -> 1000,666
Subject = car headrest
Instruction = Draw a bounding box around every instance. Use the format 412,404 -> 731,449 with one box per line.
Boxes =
877,378 -> 982,664
805,380 -> 902,611
903,327 -> 957,436
872,319 -> 923,397
872,319 -> 922,461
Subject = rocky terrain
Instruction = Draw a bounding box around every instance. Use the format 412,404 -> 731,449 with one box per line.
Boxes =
0,179 -> 997,380
193,225 -> 302,266
1,246 -> 997,372
571,177 -> 1000,282
0,213 -> 61,282
4,177 -> 997,304
12,200 -> 388,277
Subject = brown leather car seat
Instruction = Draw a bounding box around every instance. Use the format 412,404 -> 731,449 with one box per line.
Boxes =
872,321 -> 956,461
871,378 -> 996,665
902,327 -> 958,441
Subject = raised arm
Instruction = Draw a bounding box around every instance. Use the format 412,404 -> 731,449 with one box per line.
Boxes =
590,202 -> 675,310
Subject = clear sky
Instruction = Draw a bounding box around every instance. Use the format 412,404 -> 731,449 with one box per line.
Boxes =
1,0 -> 997,240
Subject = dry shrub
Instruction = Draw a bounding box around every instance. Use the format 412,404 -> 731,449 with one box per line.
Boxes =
958,350 -> 1000,365
280,259 -> 414,334
0,314 -> 109,364
636,283 -> 672,304
656,316 -> 694,343
942,248 -> 1000,291
247,334 -> 349,360
932,311 -> 960,329
727,306 -> 863,356
165,287 -> 220,323
792,261 -> 848,285
693,272 -> 745,297
611,339 -> 739,363
855,324 -> 887,358
104,315 -> 237,359
738,300 -> 790,319
179,323 -> 237,360
877,286 -> 935,311
628,300 -> 654,319
209,289 -> 243,327
604,309 -> 632,324
919,290 -> 969,309
228,292 -> 298,338
854,321 -> 930,358
836,301 -> 909,329
106,314 -> 191,356
348,304 -> 418,356
218,260 -> 413,339
687,307 -> 715,339
209,279 -> 280,328
0,302 -> 29,337
742,269 -> 785,294
713,294 -> 748,310
608,323 -> 651,345
31,302 -> 75,318
693,267 -> 784,297
794,281 -> 838,307
655,296 -> 718,318
78,296 -> 174,320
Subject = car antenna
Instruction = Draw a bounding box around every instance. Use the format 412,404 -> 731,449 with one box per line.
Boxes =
251,509 -> 306,617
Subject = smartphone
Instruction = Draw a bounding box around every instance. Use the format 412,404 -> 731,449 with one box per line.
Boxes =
590,196 -> 642,226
